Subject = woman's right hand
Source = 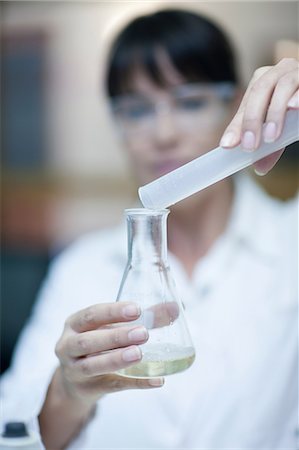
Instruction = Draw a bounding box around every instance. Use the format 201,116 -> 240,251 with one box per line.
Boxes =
220,58 -> 299,175
54,301 -> 164,409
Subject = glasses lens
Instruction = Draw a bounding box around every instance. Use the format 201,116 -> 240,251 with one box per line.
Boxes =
173,86 -> 229,130
175,95 -> 209,112
113,97 -> 155,134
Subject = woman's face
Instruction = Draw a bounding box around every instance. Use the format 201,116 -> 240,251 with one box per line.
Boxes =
111,54 -> 239,185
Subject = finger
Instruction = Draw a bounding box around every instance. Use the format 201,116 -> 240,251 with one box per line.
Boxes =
90,374 -> 164,394
68,302 -> 141,333
232,66 -> 272,117
75,345 -> 143,376
253,149 -> 285,176
220,67 -> 271,148
68,326 -> 149,358
264,69 -> 299,143
287,89 -> 299,108
240,58 -> 299,151
220,109 -> 244,148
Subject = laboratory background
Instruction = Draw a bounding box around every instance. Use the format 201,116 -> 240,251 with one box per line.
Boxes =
1,1 -> 298,374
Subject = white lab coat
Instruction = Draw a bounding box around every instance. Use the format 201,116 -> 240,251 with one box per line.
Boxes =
0,175 -> 298,449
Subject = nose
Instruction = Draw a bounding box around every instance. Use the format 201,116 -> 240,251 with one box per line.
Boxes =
154,108 -> 179,150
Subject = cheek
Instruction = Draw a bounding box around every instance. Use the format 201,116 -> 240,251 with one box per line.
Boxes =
123,136 -> 151,158
183,124 -> 225,158
122,139 -> 152,179
192,105 -> 234,150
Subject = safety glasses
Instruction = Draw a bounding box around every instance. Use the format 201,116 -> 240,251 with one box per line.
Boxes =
111,82 -> 236,136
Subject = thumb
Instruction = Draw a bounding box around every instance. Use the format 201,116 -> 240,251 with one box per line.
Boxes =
97,374 -> 165,394
253,149 -> 284,176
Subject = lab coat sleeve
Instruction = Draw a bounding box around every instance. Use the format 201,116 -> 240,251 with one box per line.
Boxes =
0,247 -> 96,448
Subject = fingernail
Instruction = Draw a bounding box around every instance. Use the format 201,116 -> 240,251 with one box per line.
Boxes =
254,168 -> 267,176
242,130 -> 256,152
220,131 -> 236,147
148,378 -> 164,387
287,94 -> 299,108
122,304 -> 140,319
122,346 -> 142,362
128,327 -> 148,342
263,122 -> 277,143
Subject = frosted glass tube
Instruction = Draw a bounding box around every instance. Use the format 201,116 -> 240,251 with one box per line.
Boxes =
139,110 -> 299,209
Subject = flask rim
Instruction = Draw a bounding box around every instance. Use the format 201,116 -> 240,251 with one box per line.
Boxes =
125,208 -> 169,216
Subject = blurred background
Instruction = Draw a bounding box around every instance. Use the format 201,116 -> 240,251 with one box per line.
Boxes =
1,1 -> 298,374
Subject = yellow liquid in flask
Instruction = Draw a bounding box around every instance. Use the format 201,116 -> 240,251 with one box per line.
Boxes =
117,343 -> 195,378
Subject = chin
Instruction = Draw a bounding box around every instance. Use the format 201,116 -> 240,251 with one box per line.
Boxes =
169,190 -> 209,214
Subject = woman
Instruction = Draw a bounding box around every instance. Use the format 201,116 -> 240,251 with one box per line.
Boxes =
1,9 -> 298,449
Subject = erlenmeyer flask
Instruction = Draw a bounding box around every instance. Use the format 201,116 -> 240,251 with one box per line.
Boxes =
116,208 -> 195,378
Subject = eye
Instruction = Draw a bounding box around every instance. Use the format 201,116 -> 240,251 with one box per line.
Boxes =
121,103 -> 153,120
176,97 -> 208,111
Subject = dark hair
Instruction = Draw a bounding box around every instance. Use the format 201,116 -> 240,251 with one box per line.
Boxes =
106,9 -> 238,97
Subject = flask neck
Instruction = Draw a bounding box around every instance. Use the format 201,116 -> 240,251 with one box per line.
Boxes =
126,209 -> 169,265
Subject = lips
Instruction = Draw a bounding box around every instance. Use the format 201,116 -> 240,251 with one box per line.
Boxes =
153,160 -> 185,177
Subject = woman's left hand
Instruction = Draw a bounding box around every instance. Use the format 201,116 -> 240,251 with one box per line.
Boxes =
220,58 -> 299,175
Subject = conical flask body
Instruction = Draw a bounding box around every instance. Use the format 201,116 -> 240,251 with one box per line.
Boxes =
116,208 -> 195,378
